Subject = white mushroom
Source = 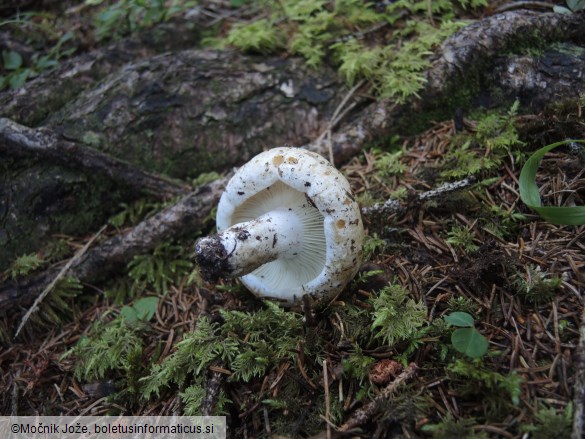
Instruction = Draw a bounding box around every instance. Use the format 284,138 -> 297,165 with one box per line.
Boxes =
195,146 -> 364,306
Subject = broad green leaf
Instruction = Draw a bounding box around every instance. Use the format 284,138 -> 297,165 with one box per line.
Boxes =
553,5 -> 572,14
133,296 -> 158,321
120,305 -> 139,322
3,50 -> 22,70
519,139 -> 585,225
444,311 -> 475,328
8,69 -> 30,88
567,0 -> 585,11
451,327 -> 488,358
120,297 -> 158,322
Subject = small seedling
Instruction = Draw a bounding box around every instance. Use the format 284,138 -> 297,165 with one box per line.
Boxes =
88,0 -> 195,41
0,31 -> 75,90
444,311 -> 488,359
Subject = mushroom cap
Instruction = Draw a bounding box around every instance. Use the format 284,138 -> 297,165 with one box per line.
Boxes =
216,146 -> 364,305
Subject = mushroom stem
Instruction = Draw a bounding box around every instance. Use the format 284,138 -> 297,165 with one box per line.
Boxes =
195,208 -> 303,281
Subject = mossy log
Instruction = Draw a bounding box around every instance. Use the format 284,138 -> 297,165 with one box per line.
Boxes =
1,9 -> 585,307
424,10 -> 585,102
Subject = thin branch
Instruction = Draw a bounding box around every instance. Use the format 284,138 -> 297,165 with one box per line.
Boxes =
573,305 -> 585,439
316,80 -> 366,165
361,177 -> 476,218
324,359 -> 332,439
338,363 -> 418,432
0,118 -> 190,200
14,225 -> 107,338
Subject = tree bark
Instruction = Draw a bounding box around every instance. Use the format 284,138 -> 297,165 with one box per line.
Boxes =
0,118 -> 189,199
424,10 -> 585,101
0,17 -> 205,126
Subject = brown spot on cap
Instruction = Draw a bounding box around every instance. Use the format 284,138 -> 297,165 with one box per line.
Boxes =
273,155 -> 284,166
286,156 -> 299,164
336,219 -> 346,229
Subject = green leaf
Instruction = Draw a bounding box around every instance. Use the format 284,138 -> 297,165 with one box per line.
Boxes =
133,296 -> 158,320
120,297 -> 158,322
518,139 -> 585,225
120,305 -> 139,322
444,311 -> 475,328
8,69 -> 31,88
567,0 -> 585,11
3,50 -> 22,70
553,5 -> 573,14
451,327 -> 488,358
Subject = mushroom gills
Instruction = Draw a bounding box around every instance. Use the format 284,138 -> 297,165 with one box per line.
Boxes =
196,181 -> 326,288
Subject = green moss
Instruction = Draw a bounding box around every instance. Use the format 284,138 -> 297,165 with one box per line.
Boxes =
65,317 -> 148,394
8,253 -> 44,279
521,403 -> 573,438
224,0 -> 483,104
82,131 -> 105,148
447,359 -> 523,418
446,225 -> 479,253
422,413 -> 489,439
370,282 -> 427,346
436,101 -> 524,180
513,265 -> 562,304
226,19 -> 287,54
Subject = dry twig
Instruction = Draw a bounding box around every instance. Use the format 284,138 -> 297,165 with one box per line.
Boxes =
338,363 -> 418,432
573,305 -> 585,439
14,225 -> 107,338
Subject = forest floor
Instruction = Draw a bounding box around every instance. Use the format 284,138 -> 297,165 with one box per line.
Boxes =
1,1 -> 584,438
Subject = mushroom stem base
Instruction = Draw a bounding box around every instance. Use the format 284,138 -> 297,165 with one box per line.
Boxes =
195,208 -> 303,281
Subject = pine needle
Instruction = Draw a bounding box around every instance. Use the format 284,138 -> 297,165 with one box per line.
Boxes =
14,225 -> 107,338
